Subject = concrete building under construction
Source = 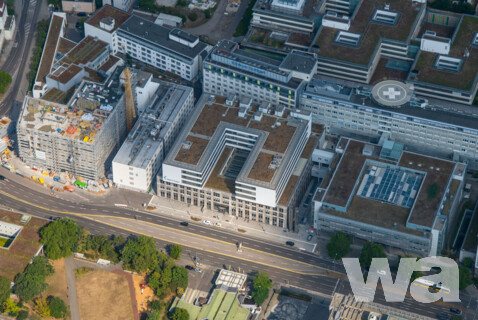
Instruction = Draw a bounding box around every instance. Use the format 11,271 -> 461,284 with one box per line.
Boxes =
16,68 -> 127,181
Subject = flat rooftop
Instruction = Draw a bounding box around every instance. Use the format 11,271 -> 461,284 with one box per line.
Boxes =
322,139 -> 457,230
303,77 -> 478,131
20,68 -> 124,142
114,80 -> 192,169
118,15 -> 207,60
57,36 -> 109,66
254,0 -> 317,19
35,14 -> 65,86
314,0 -> 424,65
411,15 -> 478,92
85,5 -> 131,33
165,94 -> 310,188
208,40 -> 304,90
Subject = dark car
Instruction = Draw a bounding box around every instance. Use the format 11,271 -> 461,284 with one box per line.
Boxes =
307,234 -> 313,241
77,12 -> 87,16
0,175 -> 4,180
286,241 -> 295,246
450,308 -> 462,314
75,22 -> 80,29
180,221 -> 189,227
185,265 -> 194,270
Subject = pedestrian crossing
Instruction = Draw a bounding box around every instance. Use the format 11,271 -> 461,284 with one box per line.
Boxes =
24,22 -> 30,37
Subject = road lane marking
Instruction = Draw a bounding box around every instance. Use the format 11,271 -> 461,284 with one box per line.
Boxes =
0,189 -> 338,276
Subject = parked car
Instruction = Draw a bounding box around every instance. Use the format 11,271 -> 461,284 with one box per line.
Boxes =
77,12 -> 87,16
180,221 -> 189,227
285,241 -> 295,246
185,265 -> 194,270
377,270 -> 387,276
0,175 -> 5,180
307,234 -> 313,241
203,220 -> 212,225
194,268 -> 203,273
75,22 -> 80,29
449,308 -> 461,315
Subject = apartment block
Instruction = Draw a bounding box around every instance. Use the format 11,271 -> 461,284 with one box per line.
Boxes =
112,75 -> 194,192
17,69 -> 127,181
203,40 -> 317,108
85,6 -> 210,81
159,94 -> 320,231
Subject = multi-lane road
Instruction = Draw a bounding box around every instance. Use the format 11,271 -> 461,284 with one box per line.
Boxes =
0,167 -> 475,319
0,0 -> 43,117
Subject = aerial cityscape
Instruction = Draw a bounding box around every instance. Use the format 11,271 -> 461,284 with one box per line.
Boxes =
0,0 -> 477,318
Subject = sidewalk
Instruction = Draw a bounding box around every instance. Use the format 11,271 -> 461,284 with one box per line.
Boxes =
148,195 -> 317,251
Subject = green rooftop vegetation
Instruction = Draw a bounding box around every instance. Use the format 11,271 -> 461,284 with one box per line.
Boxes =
412,15 -> 478,91
170,290 -> 249,320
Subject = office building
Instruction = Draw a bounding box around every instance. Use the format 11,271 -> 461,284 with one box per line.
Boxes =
85,7 -> 210,81
252,0 -> 316,33
112,75 -> 194,192
313,138 -> 465,256
203,40 -> 317,108
300,78 -> 478,168
17,69 -> 127,181
408,14 -> 478,104
159,94 -> 320,230
311,0 -> 426,83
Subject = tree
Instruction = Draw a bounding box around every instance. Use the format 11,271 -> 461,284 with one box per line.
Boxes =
34,297 -> 50,318
0,275 -> 11,306
3,298 -> 20,315
48,296 -> 68,318
169,245 -> 183,260
188,12 -> 198,21
148,299 -> 163,312
204,9 -> 211,18
146,309 -> 162,320
251,272 -> 272,306
0,71 -> 12,94
121,236 -> 160,273
40,218 -> 80,259
359,242 -> 387,269
459,266 -> 472,290
14,257 -> 54,301
327,232 -> 352,260
149,267 -> 172,296
16,310 -> 29,320
171,266 -> 188,289
170,308 -> 189,320
462,257 -> 474,269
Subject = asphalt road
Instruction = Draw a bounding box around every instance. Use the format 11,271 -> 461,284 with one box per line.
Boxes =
0,0 -> 43,116
0,168 -> 475,318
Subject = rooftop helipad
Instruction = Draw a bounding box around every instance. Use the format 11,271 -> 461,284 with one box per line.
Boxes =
371,80 -> 412,107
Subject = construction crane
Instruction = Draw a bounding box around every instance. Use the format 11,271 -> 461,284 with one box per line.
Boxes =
124,67 -> 136,133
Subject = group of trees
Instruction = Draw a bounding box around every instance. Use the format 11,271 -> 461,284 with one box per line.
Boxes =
13,257 -> 54,301
233,0 -> 256,36
29,19 -> 50,90
41,218 -> 188,319
0,71 -> 12,94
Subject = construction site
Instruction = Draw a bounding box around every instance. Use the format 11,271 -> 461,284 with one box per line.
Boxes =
17,67 -> 128,182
